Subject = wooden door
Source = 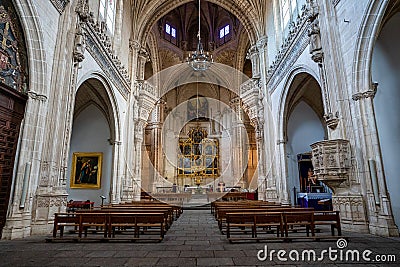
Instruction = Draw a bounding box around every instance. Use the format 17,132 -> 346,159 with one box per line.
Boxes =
0,84 -> 27,237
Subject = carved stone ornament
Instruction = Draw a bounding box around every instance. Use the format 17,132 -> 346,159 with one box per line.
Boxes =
73,23 -> 85,63
308,19 -> 323,63
50,0 -> 70,14
352,82 -> 378,101
75,0 -> 89,20
324,112 -> 339,129
310,139 -> 350,192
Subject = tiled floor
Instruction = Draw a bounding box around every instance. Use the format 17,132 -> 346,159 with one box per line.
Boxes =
0,210 -> 399,266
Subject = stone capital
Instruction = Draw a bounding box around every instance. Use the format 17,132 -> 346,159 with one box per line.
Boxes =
256,36 -> 268,51
352,83 -> 378,101
129,39 -> 141,52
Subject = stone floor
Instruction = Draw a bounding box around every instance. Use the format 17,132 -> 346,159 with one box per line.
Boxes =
0,210 -> 399,266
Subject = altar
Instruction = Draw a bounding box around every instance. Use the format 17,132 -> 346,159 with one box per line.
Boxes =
297,192 -> 332,210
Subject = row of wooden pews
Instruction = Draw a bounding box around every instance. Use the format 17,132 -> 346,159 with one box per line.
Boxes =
212,200 -> 341,243
48,201 -> 182,242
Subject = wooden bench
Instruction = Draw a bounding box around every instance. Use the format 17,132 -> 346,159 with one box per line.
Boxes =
226,212 -> 284,241
107,213 -> 165,241
53,213 -> 80,238
283,211 -> 315,239
313,211 -> 341,236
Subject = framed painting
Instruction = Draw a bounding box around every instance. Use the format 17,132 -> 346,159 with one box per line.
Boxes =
70,152 -> 103,189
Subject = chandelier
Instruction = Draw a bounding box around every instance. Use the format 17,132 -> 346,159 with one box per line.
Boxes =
187,0 -> 213,71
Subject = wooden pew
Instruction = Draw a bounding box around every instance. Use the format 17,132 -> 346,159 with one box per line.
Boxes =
313,211 -> 341,236
283,211 -> 315,239
53,213 -> 80,238
226,212 -> 284,241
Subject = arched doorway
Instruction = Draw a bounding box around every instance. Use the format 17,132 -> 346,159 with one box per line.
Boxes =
67,78 -> 117,207
371,10 -> 400,229
283,73 -> 327,205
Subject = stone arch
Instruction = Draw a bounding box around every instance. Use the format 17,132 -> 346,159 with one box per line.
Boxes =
135,0 -> 259,48
277,66 -> 321,142
352,0 -> 400,236
76,73 -> 121,144
276,67 -> 325,204
12,0 -> 47,95
353,0 -> 394,95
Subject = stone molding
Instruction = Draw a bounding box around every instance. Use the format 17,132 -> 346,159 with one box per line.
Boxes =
352,83 -> 378,101
75,4 -> 131,99
50,0 -> 69,14
27,91 -> 47,102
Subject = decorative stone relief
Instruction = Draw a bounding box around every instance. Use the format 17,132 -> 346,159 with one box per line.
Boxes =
240,78 -> 261,122
50,0 -> 69,14
73,23 -> 85,63
246,45 -> 260,78
77,10 -> 130,98
310,139 -> 350,192
135,81 -> 158,122
332,195 -> 368,230
308,19 -> 323,63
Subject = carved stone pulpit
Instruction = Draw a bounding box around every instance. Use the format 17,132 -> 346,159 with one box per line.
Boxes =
310,139 -> 350,192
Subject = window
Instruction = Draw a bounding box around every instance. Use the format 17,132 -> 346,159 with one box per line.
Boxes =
99,0 -> 116,34
165,23 -> 176,38
218,24 -> 231,46
164,23 -> 177,45
281,0 -> 305,30
219,25 -> 230,39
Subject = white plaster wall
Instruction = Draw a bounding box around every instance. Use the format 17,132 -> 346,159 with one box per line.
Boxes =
371,12 -> 400,228
67,105 -> 112,206
286,101 -> 325,203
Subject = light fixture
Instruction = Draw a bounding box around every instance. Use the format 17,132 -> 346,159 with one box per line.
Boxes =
187,0 -> 213,71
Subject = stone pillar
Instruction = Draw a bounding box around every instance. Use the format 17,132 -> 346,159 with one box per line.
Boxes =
352,85 -> 398,236
306,0 -> 339,130
3,91 -> 49,239
148,100 -> 165,192
120,40 -> 141,202
230,97 -> 246,188
28,3 -> 83,235
109,139 -> 122,204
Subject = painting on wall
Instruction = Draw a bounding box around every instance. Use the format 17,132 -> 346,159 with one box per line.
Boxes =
70,152 -> 103,189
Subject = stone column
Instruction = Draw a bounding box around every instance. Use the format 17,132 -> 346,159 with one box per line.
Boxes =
109,139 -> 122,204
148,100 -> 165,192
230,97 -> 246,188
352,85 -> 398,236
306,0 -> 339,130
29,3 -> 83,235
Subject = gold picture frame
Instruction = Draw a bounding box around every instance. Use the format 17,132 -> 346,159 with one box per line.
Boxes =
70,152 -> 103,189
